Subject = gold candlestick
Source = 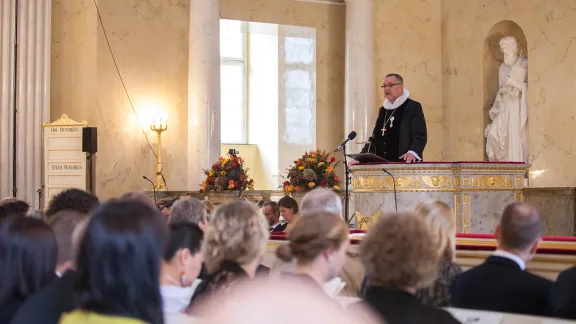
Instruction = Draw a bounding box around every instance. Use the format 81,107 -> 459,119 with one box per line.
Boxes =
150,118 -> 168,191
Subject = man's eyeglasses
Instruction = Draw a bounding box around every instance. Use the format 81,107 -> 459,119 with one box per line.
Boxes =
381,83 -> 402,89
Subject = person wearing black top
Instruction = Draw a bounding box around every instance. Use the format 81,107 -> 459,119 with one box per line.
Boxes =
451,203 -> 554,317
356,212 -> 459,324
0,217 -> 57,324
556,266 -> 576,319
361,74 -> 427,163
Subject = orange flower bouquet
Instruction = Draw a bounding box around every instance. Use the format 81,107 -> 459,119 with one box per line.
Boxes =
282,149 -> 341,194
200,154 -> 254,192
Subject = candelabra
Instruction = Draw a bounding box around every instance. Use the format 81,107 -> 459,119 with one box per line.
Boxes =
150,118 -> 168,191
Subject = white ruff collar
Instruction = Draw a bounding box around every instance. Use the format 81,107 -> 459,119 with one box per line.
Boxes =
383,90 -> 410,110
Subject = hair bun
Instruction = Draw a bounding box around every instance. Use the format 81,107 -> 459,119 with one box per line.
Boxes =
275,243 -> 294,262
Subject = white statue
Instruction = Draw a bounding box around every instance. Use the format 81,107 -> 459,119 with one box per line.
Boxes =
485,36 -> 528,162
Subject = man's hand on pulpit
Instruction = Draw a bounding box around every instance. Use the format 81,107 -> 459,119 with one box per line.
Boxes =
400,152 -> 418,163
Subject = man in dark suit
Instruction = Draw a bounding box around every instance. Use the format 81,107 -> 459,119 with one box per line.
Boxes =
263,201 -> 286,232
451,203 -> 555,317
361,74 -> 427,163
555,266 -> 576,319
11,211 -> 87,324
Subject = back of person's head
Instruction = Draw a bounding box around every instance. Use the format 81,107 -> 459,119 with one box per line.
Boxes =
170,198 -> 207,225
0,216 -> 57,304
47,210 -> 88,268
164,222 -> 204,285
414,200 -> 456,261
202,278 -> 379,323
119,191 -> 157,210
46,188 -> 99,218
74,201 -> 168,324
0,199 -> 30,221
276,210 -> 349,281
278,196 -> 299,214
361,212 -> 440,290
300,188 -> 343,217
498,202 -> 543,251
203,200 -> 268,274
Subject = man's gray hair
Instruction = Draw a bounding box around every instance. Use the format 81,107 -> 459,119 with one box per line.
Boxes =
170,197 -> 207,225
300,188 -> 343,218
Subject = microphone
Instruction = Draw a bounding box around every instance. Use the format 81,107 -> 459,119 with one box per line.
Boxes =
142,176 -> 157,206
335,131 -> 357,152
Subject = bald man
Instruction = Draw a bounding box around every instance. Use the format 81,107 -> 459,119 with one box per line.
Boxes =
451,203 -> 554,317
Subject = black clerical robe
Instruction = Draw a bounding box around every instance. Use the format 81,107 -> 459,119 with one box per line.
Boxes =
362,98 -> 427,162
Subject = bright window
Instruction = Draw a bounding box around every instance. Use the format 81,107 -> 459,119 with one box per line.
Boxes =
220,19 -> 246,144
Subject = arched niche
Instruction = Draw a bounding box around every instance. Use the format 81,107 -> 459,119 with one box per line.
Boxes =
482,20 -> 527,159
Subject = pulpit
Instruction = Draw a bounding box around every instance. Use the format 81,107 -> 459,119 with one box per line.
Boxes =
350,162 -> 528,233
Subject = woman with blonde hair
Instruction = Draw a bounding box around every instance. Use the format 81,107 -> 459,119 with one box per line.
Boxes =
413,200 -> 462,307
276,210 -> 349,293
188,200 -> 269,314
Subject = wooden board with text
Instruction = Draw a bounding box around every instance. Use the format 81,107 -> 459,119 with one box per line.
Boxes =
42,114 -> 88,205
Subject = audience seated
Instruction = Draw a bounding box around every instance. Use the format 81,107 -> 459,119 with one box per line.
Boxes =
45,188 -> 99,219
300,187 -> 343,217
357,212 -> 460,324
59,201 -> 168,324
0,216 -> 57,323
413,200 -> 462,307
160,223 -> 204,314
362,200 -> 461,306
188,200 -> 269,315
0,199 -> 30,221
10,211 -> 88,324
203,278 -> 380,324
554,266 -> 576,318
169,198 -> 208,230
276,210 -> 349,297
451,202 -> 554,317
278,196 -> 299,232
119,191 -> 158,210
263,201 -> 286,232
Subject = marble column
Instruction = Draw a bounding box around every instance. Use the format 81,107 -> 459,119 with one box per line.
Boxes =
0,0 -> 15,200
344,0 -> 376,153
187,0 -> 221,189
0,0 -> 51,208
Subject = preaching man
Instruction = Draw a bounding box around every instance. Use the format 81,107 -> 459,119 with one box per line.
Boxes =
361,74 -> 427,163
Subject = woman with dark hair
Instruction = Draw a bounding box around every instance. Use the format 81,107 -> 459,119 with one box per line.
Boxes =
60,201 -> 169,324
160,223 -> 204,314
278,196 -> 299,233
0,216 -> 57,323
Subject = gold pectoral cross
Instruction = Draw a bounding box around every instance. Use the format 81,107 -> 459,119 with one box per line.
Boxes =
381,127 -> 386,136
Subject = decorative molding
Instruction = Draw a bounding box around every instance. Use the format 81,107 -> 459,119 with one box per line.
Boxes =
462,193 -> 471,232
293,0 -> 346,5
354,211 -> 384,230
42,114 -> 87,127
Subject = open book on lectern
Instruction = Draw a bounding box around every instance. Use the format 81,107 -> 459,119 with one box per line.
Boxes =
346,153 -> 388,164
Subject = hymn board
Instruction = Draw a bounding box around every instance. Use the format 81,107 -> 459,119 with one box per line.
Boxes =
42,114 -> 88,204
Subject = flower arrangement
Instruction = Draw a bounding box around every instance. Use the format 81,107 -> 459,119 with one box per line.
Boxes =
282,149 -> 341,193
201,154 -> 254,192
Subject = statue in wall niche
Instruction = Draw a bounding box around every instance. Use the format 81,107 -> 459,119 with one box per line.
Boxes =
485,36 -> 528,163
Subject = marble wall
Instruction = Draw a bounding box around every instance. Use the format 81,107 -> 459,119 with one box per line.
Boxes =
525,188 -> 575,236
52,0 -> 191,199
441,0 -> 576,187
374,0 -> 444,160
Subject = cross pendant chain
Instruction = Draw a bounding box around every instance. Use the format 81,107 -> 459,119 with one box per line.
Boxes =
381,109 -> 397,136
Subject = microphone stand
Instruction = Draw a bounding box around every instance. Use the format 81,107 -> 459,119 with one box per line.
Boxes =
37,185 -> 44,209
342,144 -> 351,224
382,168 -> 398,212
143,176 -> 157,207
